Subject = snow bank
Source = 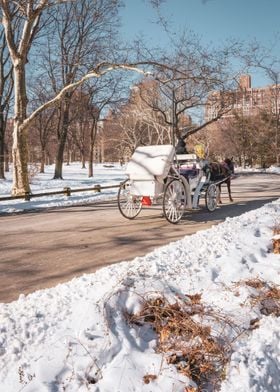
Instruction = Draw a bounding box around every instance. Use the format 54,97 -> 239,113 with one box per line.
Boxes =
0,198 -> 279,391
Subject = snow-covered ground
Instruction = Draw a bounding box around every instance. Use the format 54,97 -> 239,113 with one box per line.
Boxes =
0,163 -> 280,391
237,165 -> 280,174
0,163 -> 126,214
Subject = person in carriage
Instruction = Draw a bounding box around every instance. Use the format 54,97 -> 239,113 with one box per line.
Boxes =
175,137 -> 200,182
175,136 -> 188,155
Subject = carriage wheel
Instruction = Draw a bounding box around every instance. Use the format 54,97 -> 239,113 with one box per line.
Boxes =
205,183 -> 217,212
163,178 -> 187,224
117,179 -> 142,219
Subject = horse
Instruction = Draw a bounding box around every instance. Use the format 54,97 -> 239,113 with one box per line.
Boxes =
205,158 -> 234,204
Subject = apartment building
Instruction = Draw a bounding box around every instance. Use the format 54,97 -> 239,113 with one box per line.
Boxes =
205,74 -> 280,121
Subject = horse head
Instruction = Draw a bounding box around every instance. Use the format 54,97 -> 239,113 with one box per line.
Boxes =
224,158 -> 234,174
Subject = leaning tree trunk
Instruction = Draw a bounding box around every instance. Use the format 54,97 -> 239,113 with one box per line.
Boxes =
11,61 -> 31,196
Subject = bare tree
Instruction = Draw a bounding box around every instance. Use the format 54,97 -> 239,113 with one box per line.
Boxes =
37,0 -> 122,179
104,80 -> 171,161
264,67 -> 280,165
82,76 -> 125,177
206,110 -> 274,167
0,0 -> 124,192
29,78 -> 57,172
0,0 -> 242,195
242,40 -> 280,165
139,33 -> 238,146
68,91 -> 92,169
0,26 -> 13,179
30,108 -> 56,172
0,1 -> 64,194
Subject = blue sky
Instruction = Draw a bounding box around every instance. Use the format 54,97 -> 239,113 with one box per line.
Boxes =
120,0 -> 280,86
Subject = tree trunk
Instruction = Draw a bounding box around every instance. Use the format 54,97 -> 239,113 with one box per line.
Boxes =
53,130 -> 67,179
40,149 -> 45,173
4,143 -> 9,172
12,122 -> 30,195
66,141 -> 70,166
11,61 -> 30,195
81,150 -> 86,169
0,111 -> 5,179
88,120 -> 97,177
53,97 -> 71,179
46,151 -> 52,166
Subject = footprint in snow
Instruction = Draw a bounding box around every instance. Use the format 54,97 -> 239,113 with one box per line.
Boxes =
254,228 -> 261,237
249,254 -> 258,263
211,269 -> 219,281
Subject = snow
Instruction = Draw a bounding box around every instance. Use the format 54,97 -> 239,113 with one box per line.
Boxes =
237,165 -> 280,175
0,163 -> 126,214
0,163 -> 280,391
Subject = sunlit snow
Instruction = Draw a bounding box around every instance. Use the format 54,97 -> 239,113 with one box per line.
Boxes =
0,163 -> 279,391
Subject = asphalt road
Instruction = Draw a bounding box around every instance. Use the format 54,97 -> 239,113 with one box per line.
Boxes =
0,172 -> 279,303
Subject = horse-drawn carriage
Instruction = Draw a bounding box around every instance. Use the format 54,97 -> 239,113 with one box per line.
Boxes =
117,144 -> 232,224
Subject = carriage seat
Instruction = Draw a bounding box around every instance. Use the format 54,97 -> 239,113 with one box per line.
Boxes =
177,154 -> 201,172
176,153 -> 198,163
126,145 -> 175,183
176,153 -> 202,191
177,154 -> 200,179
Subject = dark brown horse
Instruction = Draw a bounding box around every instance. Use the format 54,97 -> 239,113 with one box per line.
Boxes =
206,158 -> 234,203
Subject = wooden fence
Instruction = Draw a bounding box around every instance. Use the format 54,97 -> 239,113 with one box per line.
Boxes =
0,183 -> 121,202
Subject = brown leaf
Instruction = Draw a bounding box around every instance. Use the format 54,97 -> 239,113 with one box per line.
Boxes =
186,293 -> 202,304
160,326 -> 170,343
143,374 -> 157,384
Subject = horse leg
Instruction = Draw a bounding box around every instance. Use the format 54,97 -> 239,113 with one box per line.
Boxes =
227,179 -> 233,202
217,183 -> 222,204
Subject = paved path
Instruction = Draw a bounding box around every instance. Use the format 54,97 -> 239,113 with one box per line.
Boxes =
0,173 -> 279,303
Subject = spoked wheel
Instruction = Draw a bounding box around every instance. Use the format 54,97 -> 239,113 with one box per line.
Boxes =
117,179 -> 142,219
205,183 -> 217,212
163,178 -> 187,224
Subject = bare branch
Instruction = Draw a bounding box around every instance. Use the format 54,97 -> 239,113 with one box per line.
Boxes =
22,62 -> 151,129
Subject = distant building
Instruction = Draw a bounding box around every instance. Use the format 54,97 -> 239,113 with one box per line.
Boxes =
205,75 -> 280,121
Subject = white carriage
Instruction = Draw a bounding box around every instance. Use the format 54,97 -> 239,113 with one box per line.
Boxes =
117,144 -> 218,224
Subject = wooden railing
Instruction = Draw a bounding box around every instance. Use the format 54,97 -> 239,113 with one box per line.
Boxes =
0,183 -> 122,202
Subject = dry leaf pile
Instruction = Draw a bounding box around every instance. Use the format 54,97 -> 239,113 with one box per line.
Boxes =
128,294 -> 237,391
245,278 -> 280,316
127,279 -> 280,391
272,226 -> 280,254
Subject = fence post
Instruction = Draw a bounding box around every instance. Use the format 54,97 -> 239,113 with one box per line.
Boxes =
94,184 -> 101,193
0,183 -> 122,203
24,192 -> 31,201
63,187 -> 71,196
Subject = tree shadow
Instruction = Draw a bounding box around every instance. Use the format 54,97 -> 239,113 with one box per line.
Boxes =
182,196 -> 279,224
